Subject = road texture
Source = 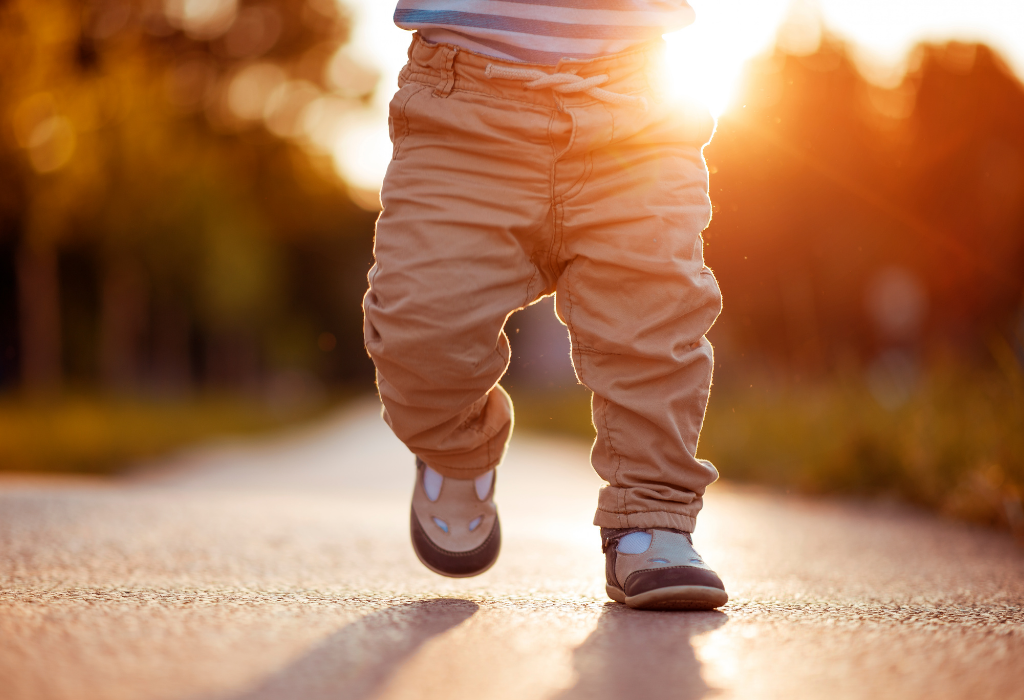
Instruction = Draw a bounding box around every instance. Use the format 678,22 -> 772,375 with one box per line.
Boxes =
2,399 -> 1023,700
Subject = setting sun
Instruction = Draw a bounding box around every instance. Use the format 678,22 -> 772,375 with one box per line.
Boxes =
662,0 -> 793,115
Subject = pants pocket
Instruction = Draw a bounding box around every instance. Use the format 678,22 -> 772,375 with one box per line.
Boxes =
388,83 -> 428,160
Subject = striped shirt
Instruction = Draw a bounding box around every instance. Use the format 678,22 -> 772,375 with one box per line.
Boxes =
393,1 -> 695,65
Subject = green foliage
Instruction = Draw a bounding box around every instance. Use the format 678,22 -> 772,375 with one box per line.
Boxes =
507,385 -> 596,439
508,360 -> 1024,536
699,366 -> 1022,512
0,393 -> 340,474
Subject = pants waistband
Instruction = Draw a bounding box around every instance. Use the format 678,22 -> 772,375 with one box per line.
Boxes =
400,32 -> 663,111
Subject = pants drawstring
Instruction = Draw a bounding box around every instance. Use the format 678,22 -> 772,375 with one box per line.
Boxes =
484,64 -> 649,111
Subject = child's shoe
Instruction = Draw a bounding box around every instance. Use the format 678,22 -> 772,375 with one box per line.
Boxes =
602,528 -> 728,610
410,458 -> 501,577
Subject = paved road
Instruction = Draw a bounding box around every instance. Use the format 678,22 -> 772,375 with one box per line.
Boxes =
2,399 -> 1023,700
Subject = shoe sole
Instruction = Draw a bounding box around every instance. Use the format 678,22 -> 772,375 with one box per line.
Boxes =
606,583 -> 728,611
412,541 -> 499,579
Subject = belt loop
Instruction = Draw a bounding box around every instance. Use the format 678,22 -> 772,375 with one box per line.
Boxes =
434,45 -> 459,98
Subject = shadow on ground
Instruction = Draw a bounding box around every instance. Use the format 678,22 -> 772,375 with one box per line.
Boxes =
225,598 -> 479,700
555,604 -> 728,700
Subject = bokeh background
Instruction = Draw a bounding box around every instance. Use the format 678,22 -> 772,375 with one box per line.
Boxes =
1,0 -> 1021,538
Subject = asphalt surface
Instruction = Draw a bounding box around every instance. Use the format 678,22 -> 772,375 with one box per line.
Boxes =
2,399 -> 1023,700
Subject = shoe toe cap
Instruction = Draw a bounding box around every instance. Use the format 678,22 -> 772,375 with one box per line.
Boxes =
410,506 -> 501,578
623,565 -> 726,597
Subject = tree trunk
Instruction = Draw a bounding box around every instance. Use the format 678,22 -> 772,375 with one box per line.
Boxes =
16,245 -> 61,396
98,258 -> 148,392
151,298 -> 192,396
206,330 -> 260,393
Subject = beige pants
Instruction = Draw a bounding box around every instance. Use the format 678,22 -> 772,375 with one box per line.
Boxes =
364,35 -> 722,531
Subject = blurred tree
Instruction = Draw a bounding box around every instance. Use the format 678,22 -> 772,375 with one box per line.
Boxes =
903,43 -> 1024,339
705,36 -> 1024,382
0,0 -> 379,398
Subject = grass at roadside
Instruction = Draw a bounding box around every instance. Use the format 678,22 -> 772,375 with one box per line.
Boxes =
0,394 -> 341,475
509,362 -> 1024,539
5,362 -> 1021,540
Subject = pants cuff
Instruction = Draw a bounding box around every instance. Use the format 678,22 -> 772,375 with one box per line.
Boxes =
592,509 -> 696,532
417,456 -> 501,480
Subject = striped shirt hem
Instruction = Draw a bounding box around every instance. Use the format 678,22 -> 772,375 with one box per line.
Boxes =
394,1 -> 694,63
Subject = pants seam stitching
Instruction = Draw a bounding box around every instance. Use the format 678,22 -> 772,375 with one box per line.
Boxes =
392,84 -> 428,159
599,397 -> 625,525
